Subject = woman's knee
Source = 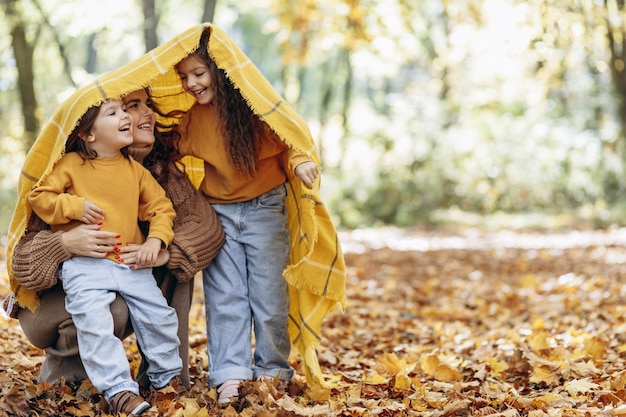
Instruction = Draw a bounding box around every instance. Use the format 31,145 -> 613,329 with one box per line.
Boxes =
111,294 -> 131,338
19,285 -> 131,349
18,285 -> 69,348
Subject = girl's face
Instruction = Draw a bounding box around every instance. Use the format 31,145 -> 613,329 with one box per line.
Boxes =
177,55 -> 215,105
123,89 -> 156,147
84,100 -> 133,158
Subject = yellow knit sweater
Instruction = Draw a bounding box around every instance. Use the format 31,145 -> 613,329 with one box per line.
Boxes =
28,153 -> 175,261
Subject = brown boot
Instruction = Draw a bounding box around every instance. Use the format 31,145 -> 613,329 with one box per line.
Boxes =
108,390 -> 151,416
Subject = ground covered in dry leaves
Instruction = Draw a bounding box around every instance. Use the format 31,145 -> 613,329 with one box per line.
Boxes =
4,227 -> 626,416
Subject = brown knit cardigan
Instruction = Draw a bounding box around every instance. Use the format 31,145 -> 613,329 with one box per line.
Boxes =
7,157 -> 225,317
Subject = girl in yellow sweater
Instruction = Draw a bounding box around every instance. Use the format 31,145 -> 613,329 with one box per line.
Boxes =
174,28 -> 318,403
28,99 -> 182,416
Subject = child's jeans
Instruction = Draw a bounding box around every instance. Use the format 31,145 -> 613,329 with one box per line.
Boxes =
203,183 -> 294,387
60,257 -> 182,402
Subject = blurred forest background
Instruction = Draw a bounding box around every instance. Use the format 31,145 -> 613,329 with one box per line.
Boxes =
2,0 -> 626,235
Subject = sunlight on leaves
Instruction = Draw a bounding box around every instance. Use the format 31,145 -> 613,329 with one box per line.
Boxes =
4,228 -> 626,414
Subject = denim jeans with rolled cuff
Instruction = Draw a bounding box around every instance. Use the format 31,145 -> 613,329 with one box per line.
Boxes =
204,183 -> 294,387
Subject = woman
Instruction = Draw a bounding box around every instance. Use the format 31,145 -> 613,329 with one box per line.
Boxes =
7,88 -> 225,390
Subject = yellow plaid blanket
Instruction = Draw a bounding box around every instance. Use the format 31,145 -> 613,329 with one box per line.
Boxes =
6,23 -> 346,387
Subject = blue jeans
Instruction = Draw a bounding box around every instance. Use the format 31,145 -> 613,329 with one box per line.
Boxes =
60,257 -> 182,402
204,184 -> 294,387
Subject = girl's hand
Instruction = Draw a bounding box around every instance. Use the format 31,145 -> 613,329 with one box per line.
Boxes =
60,222 -> 121,258
117,240 -> 170,268
295,161 -> 319,189
135,237 -> 162,267
82,199 -> 105,224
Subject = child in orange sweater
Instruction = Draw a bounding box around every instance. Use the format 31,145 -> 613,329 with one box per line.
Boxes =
28,99 -> 182,416
174,28 -> 318,403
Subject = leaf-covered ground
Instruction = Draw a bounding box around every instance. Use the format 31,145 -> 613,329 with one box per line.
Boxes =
4,227 -> 626,416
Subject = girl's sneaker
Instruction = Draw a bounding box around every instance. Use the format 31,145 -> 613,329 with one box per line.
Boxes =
217,379 -> 242,404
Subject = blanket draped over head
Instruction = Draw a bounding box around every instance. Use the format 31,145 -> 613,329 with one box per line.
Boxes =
6,23 -> 347,387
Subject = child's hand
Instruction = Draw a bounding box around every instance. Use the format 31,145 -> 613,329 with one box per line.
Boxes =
134,237 -> 163,267
117,243 -> 170,268
295,161 -> 319,189
82,199 -> 105,224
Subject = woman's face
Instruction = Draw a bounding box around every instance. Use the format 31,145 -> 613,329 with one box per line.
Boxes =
122,89 -> 156,147
177,55 -> 215,105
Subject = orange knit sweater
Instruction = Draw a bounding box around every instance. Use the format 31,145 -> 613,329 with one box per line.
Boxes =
28,153 -> 175,255
177,102 -> 311,203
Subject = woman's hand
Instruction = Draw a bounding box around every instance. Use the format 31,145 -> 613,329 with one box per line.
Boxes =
116,243 -> 170,269
60,222 -> 121,258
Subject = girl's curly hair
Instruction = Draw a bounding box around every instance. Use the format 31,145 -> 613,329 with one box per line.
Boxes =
189,28 -> 263,177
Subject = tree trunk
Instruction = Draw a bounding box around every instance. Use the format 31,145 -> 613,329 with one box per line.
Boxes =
317,59 -> 334,166
603,0 -> 626,163
31,0 -> 77,87
339,46 -> 353,165
2,0 -> 39,149
85,33 -> 98,73
202,0 -> 217,23
142,0 -> 159,51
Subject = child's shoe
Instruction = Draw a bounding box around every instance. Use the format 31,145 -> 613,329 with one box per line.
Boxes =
109,390 -> 151,416
217,379 -> 242,404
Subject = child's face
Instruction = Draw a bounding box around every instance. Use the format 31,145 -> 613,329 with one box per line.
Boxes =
86,100 -> 133,157
177,55 -> 215,105
122,89 -> 156,148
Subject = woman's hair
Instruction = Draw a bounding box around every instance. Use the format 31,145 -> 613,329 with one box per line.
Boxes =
140,88 -> 182,184
65,101 -> 129,160
191,28 -> 262,177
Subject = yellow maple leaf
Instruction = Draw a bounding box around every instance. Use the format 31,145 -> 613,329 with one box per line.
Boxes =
485,358 -> 509,376
564,378 -> 600,398
377,352 -> 409,374
178,397 -> 201,416
307,384 -> 330,402
419,353 -> 462,382
529,364 -> 560,386
528,331 -> 550,352
395,369 -> 412,391
363,373 -> 387,384
612,370 -> 626,390
582,337 -> 606,361
376,352 -> 416,390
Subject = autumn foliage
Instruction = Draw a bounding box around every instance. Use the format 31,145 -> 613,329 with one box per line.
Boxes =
4,227 -> 626,416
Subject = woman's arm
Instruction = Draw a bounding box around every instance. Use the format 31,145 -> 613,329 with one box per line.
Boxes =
12,213 -> 72,292
12,213 -> 121,292
163,163 -> 225,282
